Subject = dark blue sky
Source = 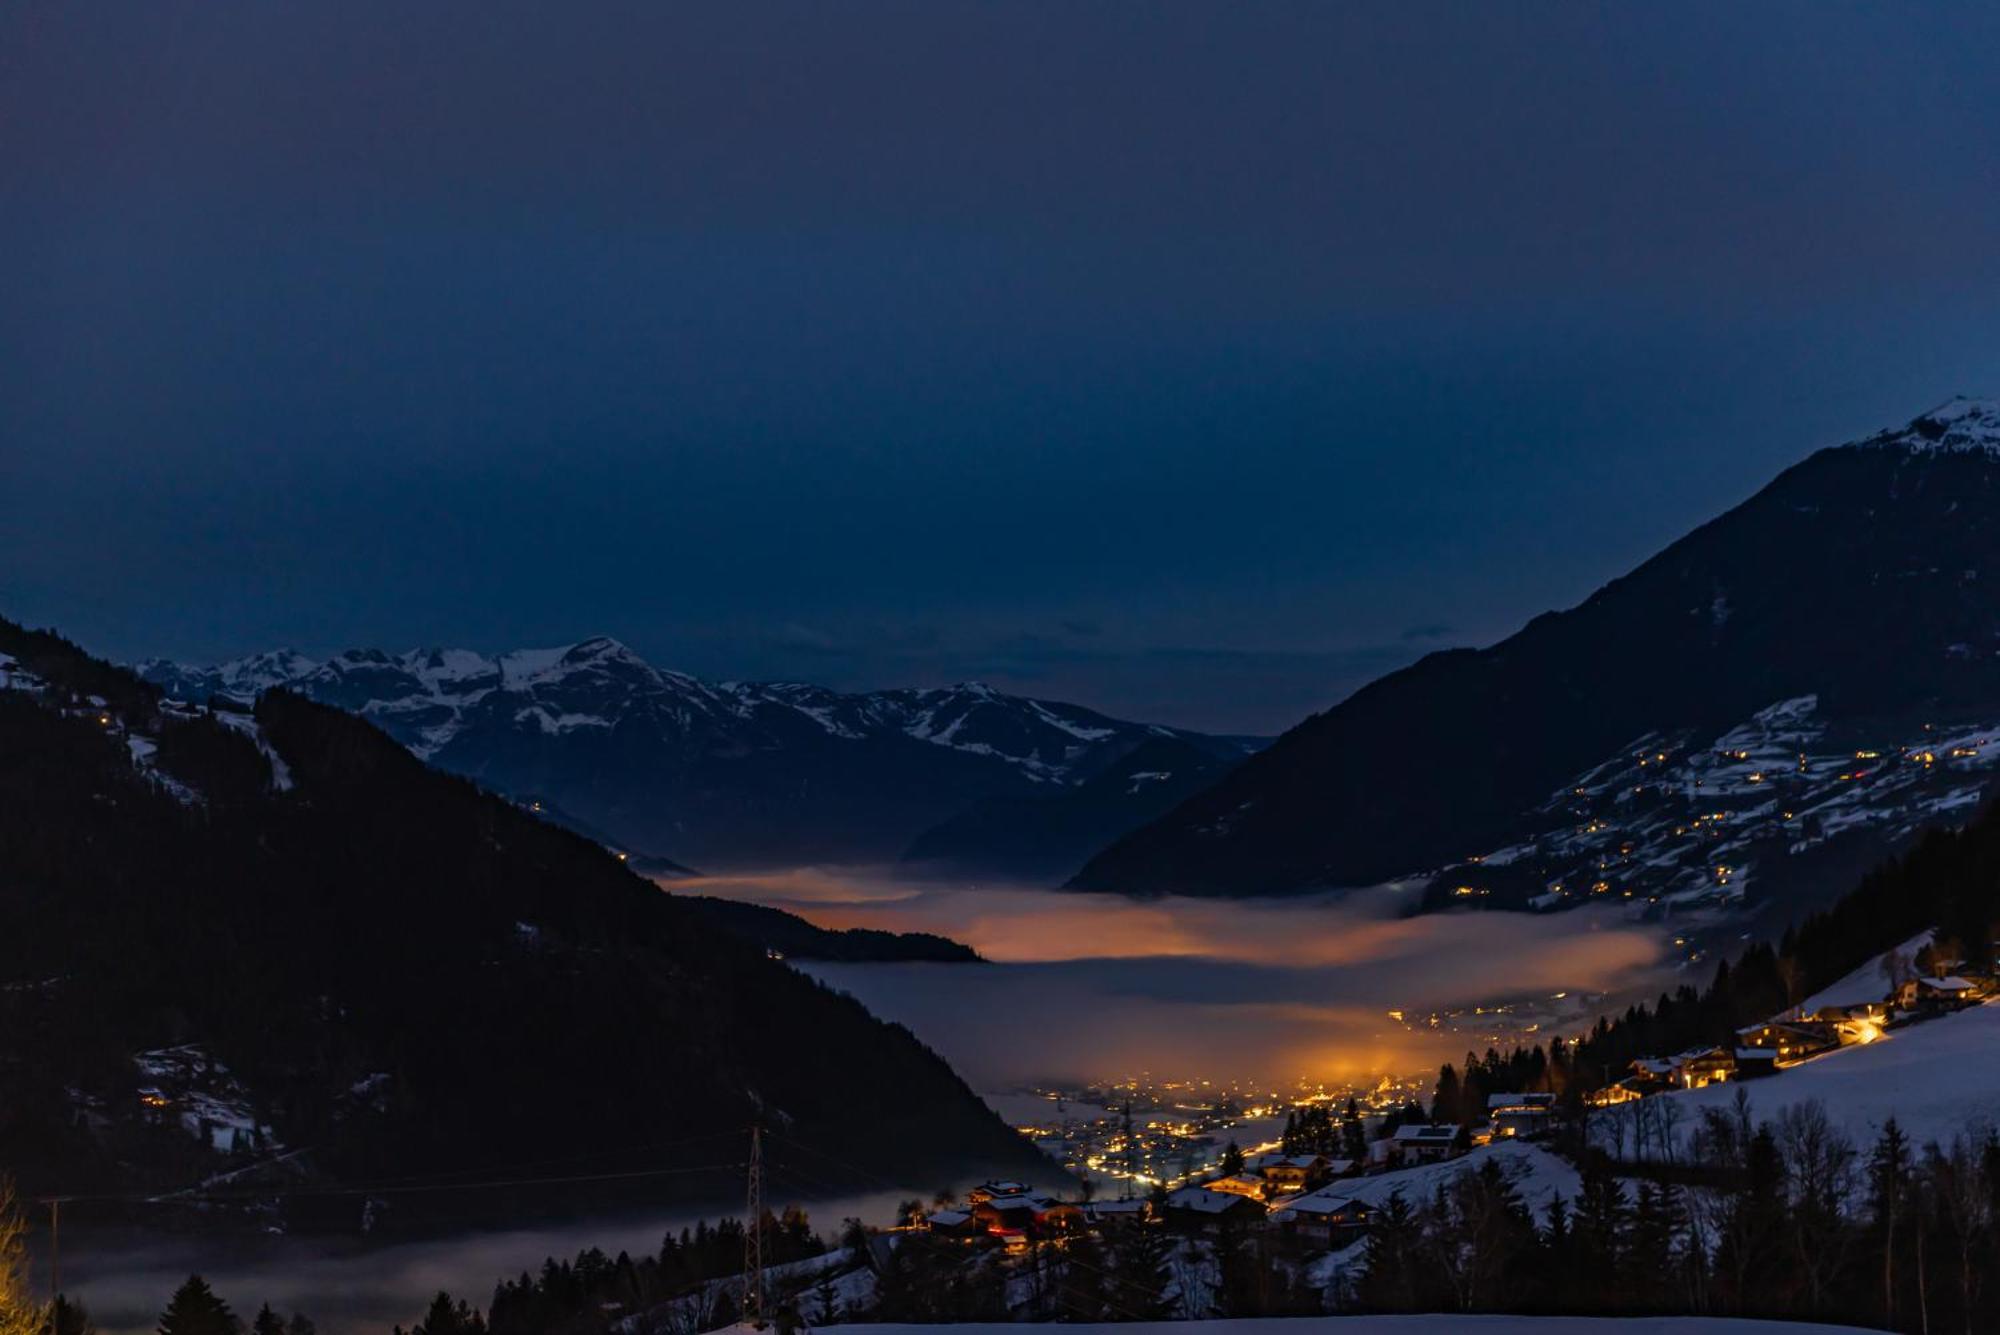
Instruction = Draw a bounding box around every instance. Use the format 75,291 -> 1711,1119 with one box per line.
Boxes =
4,3 -> 1998,731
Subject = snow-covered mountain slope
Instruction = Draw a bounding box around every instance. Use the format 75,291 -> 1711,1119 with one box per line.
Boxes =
1423,693 -> 2000,956
140,638 -> 1255,871
1594,998 -> 2000,1159
1073,397 -> 2000,903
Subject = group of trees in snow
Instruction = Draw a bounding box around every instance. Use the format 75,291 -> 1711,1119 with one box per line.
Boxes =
27,1272 -> 317,1335
1277,1100 -> 1369,1160
1355,1099 -> 2000,1334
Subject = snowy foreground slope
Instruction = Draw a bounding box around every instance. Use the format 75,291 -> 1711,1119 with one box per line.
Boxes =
833,1316 -> 1878,1334
1598,998 -> 2000,1156
1295,1140 -> 1580,1217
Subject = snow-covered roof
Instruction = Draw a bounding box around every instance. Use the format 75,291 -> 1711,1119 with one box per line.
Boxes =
1248,1151 -> 1322,1169
1922,975 -> 1976,991
1487,1092 -> 1556,1110
1392,1124 -> 1458,1143
1272,1192 -> 1366,1219
1165,1186 -> 1259,1214
1082,1198 -> 1146,1216
927,1209 -> 971,1227
981,1193 -> 1052,1211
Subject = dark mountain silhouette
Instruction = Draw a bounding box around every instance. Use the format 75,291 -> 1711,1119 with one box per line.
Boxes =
1072,398 -> 2000,899
902,732 -> 1245,881
684,896 -> 982,963
0,617 -> 1049,1222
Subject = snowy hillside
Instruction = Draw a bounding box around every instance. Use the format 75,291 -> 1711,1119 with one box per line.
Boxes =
1073,396 -> 2000,903
1594,998 -> 2000,1157
1429,692 -> 2000,957
1282,1141 -> 1581,1218
140,638 -> 1254,870
834,1316 -> 1877,1334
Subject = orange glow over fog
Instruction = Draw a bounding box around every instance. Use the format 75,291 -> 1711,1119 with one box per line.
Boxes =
665,867 -> 1673,1085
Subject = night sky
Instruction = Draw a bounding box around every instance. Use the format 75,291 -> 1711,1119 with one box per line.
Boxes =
5,3 -> 1998,732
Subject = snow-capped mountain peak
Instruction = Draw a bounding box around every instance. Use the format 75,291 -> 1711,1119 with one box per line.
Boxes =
1857,396 -> 2000,456
137,639 -> 1257,869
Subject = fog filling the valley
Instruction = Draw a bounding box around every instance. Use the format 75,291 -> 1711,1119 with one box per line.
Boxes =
677,870 -> 1673,1087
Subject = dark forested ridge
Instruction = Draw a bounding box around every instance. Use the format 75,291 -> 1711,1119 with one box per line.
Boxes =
1074,400 -> 2000,897
0,618 -> 1049,1223
682,896 -> 983,963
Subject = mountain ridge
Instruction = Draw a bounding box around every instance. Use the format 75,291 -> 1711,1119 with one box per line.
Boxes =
0,616 -> 1050,1215
1070,397 -> 2000,910
140,641 -> 1259,873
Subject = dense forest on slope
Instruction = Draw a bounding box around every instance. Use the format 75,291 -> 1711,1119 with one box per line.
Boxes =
682,896 -> 982,963
0,619 -> 1047,1223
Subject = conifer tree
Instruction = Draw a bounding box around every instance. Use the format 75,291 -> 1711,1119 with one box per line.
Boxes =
43,1296 -> 94,1335
409,1293 -> 483,1335
1106,1223 -> 1174,1320
157,1277 -> 236,1335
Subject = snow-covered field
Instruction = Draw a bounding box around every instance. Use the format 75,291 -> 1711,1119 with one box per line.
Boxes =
834,1316 -> 1878,1334
1291,1141 -> 1580,1217
1596,999 -> 2000,1156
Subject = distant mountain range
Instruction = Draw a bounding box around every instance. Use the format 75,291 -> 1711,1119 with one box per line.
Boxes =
0,617 -> 1048,1215
139,641 -> 1259,877
1072,398 -> 2000,937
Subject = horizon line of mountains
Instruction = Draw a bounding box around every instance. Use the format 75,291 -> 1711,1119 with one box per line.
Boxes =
140,397 -> 2000,947
139,640 -> 1266,881
12,392 -> 2000,1217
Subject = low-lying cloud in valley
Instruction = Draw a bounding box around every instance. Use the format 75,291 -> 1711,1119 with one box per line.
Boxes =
676,869 -> 1672,1088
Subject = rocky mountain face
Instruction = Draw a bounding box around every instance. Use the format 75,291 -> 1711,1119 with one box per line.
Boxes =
1071,399 -> 2000,931
140,640 -> 1255,874
0,617 -> 1050,1215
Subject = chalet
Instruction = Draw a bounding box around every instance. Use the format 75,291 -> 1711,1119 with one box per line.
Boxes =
1626,1058 -> 1679,1092
1809,1000 -> 1890,1044
1245,1151 -> 1330,1194
923,1208 -> 982,1239
1205,1173 -> 1269,1201
1487,1091 -> 1557,1139
1586,1079 -> 1645,1107
1386,1123 -> 1462,1166
1163,1185 -> 1267,1234
970,1192 -> 1059,1236
1732,1048 -> 1778,1079
1080,1198 -> 1150,1228
1913,976 -> 1980,1011
1672,1046 -> 1736,1089
1736,1020 -> 1839,1065
1271,1191 -> 1375,1244
967,1179 -> 1034,1205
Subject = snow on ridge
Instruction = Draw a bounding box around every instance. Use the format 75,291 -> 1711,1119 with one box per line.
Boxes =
1855,396 -> 2000,456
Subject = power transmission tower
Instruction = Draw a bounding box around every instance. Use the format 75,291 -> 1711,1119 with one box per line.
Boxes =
1121,1101 -> 1136,1199
743,1125 -> 766,1329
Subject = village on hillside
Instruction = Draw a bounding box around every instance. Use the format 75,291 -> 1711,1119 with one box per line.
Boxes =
922,938 -> 1998,1262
